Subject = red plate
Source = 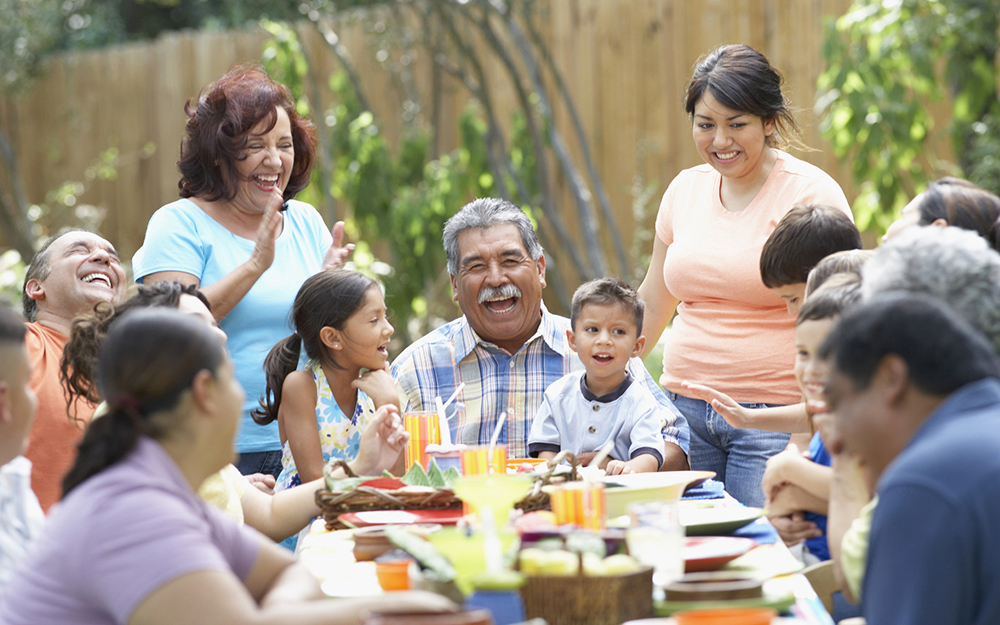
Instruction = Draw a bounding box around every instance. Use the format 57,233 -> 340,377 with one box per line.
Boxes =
338,509 -> 464,527
683,536 -> 757,572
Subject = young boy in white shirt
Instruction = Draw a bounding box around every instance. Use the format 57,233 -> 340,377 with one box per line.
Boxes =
528,278 -> 667,474
0,305 -> 42,597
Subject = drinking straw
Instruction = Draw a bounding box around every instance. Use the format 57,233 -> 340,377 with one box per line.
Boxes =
442,383 -> 466,410
435,395 -> 452,446
488,410 -> 507,459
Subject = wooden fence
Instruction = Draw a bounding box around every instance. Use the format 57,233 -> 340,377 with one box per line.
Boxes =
3,0 -> 888,279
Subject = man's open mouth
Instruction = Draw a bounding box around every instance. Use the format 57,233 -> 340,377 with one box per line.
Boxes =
82,273 -> 112,288
484,297 -> 517,314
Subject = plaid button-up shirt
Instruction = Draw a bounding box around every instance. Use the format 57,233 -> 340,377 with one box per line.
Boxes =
391,308 -> 689,459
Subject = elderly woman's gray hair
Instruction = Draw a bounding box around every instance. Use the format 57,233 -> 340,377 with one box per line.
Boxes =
862,225 -> 1000,353
443,198 -> 543,275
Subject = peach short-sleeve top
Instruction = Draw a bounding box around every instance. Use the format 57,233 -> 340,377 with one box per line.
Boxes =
655,150 -> 852,405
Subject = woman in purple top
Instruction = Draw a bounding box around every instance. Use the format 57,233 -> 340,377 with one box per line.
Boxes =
0,309 -> 453,625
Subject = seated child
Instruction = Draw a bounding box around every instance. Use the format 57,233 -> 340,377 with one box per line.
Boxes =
528,278 -> 666,475
0,306 -> 43,595
761,278 -> 862,563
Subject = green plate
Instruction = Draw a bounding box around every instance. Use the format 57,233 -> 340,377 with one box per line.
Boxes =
654,590 -> 796,616
682,506 -> 764,536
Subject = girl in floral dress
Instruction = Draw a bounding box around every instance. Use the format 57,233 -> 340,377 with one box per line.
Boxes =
255,270 -> 405,546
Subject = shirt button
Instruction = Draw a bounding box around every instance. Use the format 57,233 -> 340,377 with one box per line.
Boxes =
588,426 -> 596,433
509,361 -> 515,368
592,404 -> 599,412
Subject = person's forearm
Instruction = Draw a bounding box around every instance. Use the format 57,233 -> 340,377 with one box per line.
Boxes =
626,454 -> 661,473
828,455 -> 871,600
767,483 -> 828,517
742,404 -> 811,433
659,441 -> 689,471
241,478 -> 323,542
198,260 -> 268,321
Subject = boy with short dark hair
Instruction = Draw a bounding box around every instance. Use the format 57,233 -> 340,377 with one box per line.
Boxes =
0,305 -> 43,594
760,204 -> 862,314
527,278 -> 667,475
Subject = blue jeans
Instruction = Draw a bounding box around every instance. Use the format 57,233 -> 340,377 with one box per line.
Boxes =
667,392 -> 789,507
235,450 -> 283,480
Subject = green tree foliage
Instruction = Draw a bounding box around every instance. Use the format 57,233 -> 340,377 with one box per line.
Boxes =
818,0 -> 1000,233
262,25 -> 539,344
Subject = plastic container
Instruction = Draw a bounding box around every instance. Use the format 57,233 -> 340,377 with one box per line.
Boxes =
375,560 -> 412,591
673,606 -> 776,625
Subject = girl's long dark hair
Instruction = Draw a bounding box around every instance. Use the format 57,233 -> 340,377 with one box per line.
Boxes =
62,282 -> 210,409
253,269 -> 377,425
63,309 -> 225,496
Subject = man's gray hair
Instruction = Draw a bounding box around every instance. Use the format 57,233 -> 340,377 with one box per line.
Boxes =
862,226 -> 1000,354
443,198 -> 543,275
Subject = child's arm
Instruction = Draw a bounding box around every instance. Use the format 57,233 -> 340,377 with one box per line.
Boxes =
680,381 -> 811,433
279,369 -> 327,484
606,453 -> 660,475
828,453 -> 872,602
240,476 -> 323,542
761,443 -> 832,505
767,482 -> 829,517
353,364 -> 401,410
537,451 -> 558,461
351,405 -> 409,476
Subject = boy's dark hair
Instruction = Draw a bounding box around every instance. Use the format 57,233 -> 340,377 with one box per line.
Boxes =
0,305 -> 26,345
796,275 -> 862,326
760,205 -> 862,288
570,277 -> 644,333
820,293 -> 1000,397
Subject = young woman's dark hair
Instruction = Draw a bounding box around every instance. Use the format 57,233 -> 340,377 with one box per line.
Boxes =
63,308 -> 226,495
177,63 -> 317,203
913,177 -> 1000,239
253,269 -> 378,425
685,43 -> 801,150
61,281 -> 211,409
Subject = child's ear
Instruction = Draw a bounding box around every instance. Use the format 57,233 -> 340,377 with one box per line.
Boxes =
566,329 -> 578,353
631,335 -> 646,358
320,327 -> 342,350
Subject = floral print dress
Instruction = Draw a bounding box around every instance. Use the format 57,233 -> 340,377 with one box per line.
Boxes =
274,361 -> 375,492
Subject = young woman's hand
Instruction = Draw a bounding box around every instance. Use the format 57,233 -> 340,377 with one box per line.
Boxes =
680,381 -> 751,428
322,220 -> 356,270
354,364 -> 401,409
351,405 -> 409,476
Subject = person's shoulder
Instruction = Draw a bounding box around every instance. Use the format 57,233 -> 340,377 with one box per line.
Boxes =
545,370 -> 584,397
668,163 -> 717,187
147,198 -> 203,224
772,151 -> 840,184
283,199 -> 326,227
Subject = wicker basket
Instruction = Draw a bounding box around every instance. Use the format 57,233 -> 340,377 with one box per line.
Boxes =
518,552 -> 654,625
314,460 -> 462,530
514,450 -> 584,513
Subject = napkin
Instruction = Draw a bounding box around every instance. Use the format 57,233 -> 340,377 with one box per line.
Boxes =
680,478 -> 726,500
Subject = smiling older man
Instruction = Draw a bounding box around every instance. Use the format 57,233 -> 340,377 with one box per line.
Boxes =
20,230 -> 127,510
392,198 -> 689,467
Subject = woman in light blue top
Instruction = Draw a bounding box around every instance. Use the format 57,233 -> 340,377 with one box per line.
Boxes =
132,64 -> 352,477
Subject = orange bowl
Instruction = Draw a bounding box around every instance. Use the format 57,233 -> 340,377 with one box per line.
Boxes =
508,458 -> 548,473
673,606 -> 776,625
375,560 -> 412,591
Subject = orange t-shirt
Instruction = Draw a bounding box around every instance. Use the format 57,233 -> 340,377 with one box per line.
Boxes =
655,151 -> 852,405
23,322 -> 96,512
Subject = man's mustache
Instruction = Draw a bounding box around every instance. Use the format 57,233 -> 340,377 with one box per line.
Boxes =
478,284 -> 522,304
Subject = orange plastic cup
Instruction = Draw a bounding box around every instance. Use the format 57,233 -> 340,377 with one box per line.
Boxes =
549,482 -> 606,529
460,445 -> 507,475
375,560 -> 412,591
403,412 -> 441,470
673,607 -> 776,625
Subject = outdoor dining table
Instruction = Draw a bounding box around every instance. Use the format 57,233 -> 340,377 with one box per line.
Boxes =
296,479 -> 835,625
